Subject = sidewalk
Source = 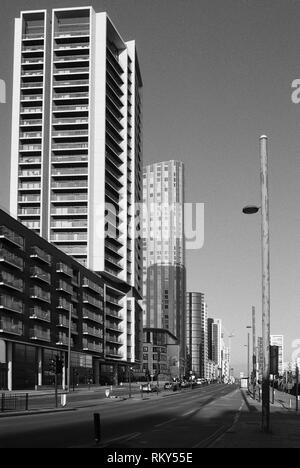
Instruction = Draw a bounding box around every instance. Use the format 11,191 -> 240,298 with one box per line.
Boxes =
212,389 -> 300,448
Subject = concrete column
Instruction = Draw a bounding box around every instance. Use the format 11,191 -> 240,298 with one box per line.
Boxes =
94,360 -> 100,385
38,347 -> 43,387
113,364 -> 118,386
7,342 -> 13,391
62,352 -> 66,390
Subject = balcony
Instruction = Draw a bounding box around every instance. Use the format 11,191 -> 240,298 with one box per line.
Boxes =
18,208 -> 40,217
18,194 -> 40,204
0,295 -> 23,314
56,263 -> 73,277
51,193 -> 87,202
51,167 -> 88,177
0,320 -> 23,336
51,154 -> 88,164
30,246 -> 51,264
82,278 -> 102,294
58,246 -> 87,256
0,226 -> 24,249
29,307 -> 51,323
82,309 -> 103,324
0,274 -> 23,292
56,280 -> 73,295
51,233 -> 87,243
30,287 -> 51,303
21,95 -> 43,103
20,119 -> 42,126
51,180 -> 88,190
51,220 -> 87,229
83,342 -> 103,353
23,33 -> 44,40
105,349 -> 123,359
52,105 -> 88,114
57,298 -> 72,312
18,182 -> 41,191
53,67 -> 89,77
83,293 -> 101,309
52,117 -> 88,126
51,206 -> 87,216
20,107 -> 43,115
106,335 -> 123,345
30,267 -> 51,284
106,322 -> 122,333
53,79 -> 89,88
21,82 -> 43,89
30,328 -> 51,342
0,250 -> 23,270
105,254 -> 122,271
19,157 -> 41,166
82,325 -> 102,339
56,335 -> 73,347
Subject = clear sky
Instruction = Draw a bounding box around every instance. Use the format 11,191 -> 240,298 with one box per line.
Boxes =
0,0 -> 300,374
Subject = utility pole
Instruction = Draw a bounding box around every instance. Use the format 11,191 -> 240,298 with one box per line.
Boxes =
252,306 -> 257,399
260,135 -> 271,433
296,366 -> 299,412
247,332 -> 250,392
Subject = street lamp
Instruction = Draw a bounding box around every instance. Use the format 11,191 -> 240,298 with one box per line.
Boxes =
246,326 -> 252,392
242,135 -> 271,433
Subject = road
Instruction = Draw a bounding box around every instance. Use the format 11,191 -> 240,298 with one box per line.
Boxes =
0,384 -> 244,448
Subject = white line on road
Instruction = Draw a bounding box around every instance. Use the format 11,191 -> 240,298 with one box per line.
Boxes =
154,418 -> 177,428
182,410 -> 194,417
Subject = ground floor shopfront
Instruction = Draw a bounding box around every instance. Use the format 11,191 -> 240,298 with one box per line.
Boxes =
0,339 -> 136,391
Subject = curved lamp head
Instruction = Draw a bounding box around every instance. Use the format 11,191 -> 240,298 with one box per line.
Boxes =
242,205 -> 260,215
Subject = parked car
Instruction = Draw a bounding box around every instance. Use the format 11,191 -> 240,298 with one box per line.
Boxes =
141,383 -> 160,393
164,382 -> 173,390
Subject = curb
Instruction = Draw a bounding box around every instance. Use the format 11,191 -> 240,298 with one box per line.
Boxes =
0,407 -> 76,418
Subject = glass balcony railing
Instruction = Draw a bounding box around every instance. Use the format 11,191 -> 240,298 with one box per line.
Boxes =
51,193 -> 87,202
18,208 -> 40,216
21,95 -> 43,102
54,44 -> 89,51
0,294 -> 23,313
53,117 -> 88,125
106,349 -> 123,358
30,328 -> 51,342
53,80 -> 89,88
30,287 -> 51,303
52,105 -> 88,112
21,82 -> 43,89
105,308 -> 123,320
54,68 -> 89,76
52,168 -> 88,176
51,220 -> 87,229
30,246 -> 51,264
23,33 -> 44,39
57,280 -> 73,295
82,277 -> 102,294
106,295 -> 122,307
18,182 -> 41,190
0,250 -> 23,269
83,309 -> 103,324
52,130 -> 88,137
51,233 -> 87,242
18,195 -> 41,203
51,155 -> 88,163
59,245 -> 87,255
52,180 -> 88,189
20,132 -> 42,138
21,107 -> 43,114
83,293 -> 101,309
54,56 -> 89,63
83,342 -> 103,353
29,307 -> 51,323
55,30 -> 90,38
19,146 -> 42,153
0,320 -> 23,336
56,262 -> 73,277
0,226 -> 24,248
30,267 -> 51,284
57,298 -> 72,312
21,119 -> 43,126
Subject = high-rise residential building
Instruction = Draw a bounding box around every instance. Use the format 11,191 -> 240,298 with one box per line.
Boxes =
9,7 -> 143,375
271,335 -> 284,376
207,317 -> 214,361
143,160 -> 186,369
185,292 -> 208,378
212,319 -> 222,371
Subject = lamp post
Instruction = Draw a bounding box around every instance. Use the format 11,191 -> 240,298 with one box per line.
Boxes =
242,135 -> 271,433
246,326 -> 252,392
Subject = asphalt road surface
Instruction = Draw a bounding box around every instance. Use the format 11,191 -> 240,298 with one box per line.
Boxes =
0,384 -> 244,448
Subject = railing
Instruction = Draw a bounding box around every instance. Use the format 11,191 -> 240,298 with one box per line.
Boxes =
22,71 -> 43,76
23,33 -> 44,39
83,342 -> 103,353
18,208 -> 40,215
19,182 -> 41,190
29,307 -> 51,322
52,130 -> 88,137
54,45 -> 89,51
105,308 -> 122,319
51,234 -> 87,242
0,320 -> 23,335
105,322 -> 122,332
54,68 -> 89,75
30,328 -> 51,342
106,349 -> 123,358
18,195 -> 41,202
53,117 -> 88,125
51,168 -> 88,176
82,277 -> 102,294
57,298 -> 72,311
82,309 -> 103,324
21,82 -> 43,89
83,293 -> 101,308
0,294 -> 23,312
55,30 -> 90,38
0,250 -> 23,269
0,272 -> 23,292
57,280 -> 73,295
53,80 -> 89,87
51,193 -> 87,201
51,206 -> 87,215
59,246 -> 87,255
51,155 -> 88,163
21,119 -> 42,125
56,263 -> 73,277
30,246 -> 51,264
0,394 -> 29,412
19,147 -> 42,153
51,220 -> 87,228
106,295 -> 122,306
105,254 -> 122,269
54,56 -> 89,63
30,267 -> 51,283
21,95 -> 43,101
52,180 -> 88,188
30,287 -> 51,303
82,325 -> 103,338
20,132 -> 42,139
0,227 -> 24,248
52,105 -> 88,112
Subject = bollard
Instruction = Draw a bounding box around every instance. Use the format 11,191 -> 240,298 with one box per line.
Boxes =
94,413 -> 101,444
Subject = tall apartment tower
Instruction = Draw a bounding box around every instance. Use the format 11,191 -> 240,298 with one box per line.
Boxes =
212,319 -> 222,370
143,161 -> 186,365
10,8 -> 143,372
185,292 -> 208,378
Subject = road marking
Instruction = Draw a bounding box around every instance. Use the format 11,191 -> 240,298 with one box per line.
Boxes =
193,426 -> 227,448
154,418 -> 177,428
100,432 -> 141,447
208,401 -> 245,448
182,410 -> 194,417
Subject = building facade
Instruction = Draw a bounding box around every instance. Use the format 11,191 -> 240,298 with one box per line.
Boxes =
142,328 -> 180,381
142,161 -> 186,368
271,335 -> 284,376
185,292 -> 208,378
9,7 -> 144,378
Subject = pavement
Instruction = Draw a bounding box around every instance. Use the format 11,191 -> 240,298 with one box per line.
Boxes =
212,388 -> 300,448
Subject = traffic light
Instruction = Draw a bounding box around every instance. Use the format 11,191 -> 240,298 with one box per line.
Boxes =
270,345 -> 279,376
56,355 -> 64,375
49,358 -> 56,374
